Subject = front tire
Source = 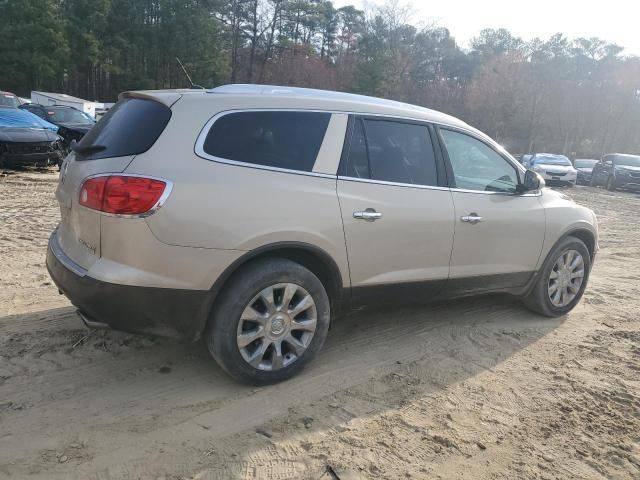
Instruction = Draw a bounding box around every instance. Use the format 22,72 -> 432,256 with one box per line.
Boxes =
206,258 -> 330,384
523,236 -> 591,317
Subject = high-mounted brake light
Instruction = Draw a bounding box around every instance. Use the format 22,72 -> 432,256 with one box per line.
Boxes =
79,175 -> 168,215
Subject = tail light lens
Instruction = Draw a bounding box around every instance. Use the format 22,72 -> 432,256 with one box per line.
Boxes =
79,175 -> 168,215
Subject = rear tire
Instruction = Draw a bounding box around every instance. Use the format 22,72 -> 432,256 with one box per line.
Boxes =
205,257 -> 330,384
523,236 -> 591,317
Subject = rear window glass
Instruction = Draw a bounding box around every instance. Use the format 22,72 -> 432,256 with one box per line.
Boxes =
75,97 -> 171,160
202,111 -> 331,172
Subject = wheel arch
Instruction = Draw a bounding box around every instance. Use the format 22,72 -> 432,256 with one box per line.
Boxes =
196,242 -> 347,339
562,228 -> 596,260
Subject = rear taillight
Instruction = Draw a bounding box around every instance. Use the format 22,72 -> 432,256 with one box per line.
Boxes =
79,175 -> 168,215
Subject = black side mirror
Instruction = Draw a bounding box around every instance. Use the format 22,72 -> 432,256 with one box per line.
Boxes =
520,169 -> 543,192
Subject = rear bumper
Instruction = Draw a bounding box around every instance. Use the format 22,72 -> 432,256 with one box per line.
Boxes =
46,230 -> 211,340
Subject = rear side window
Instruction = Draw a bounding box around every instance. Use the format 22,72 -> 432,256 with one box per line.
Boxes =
75,97 -> 171,160
203,111 -> 331,172
341,117 -> 438,186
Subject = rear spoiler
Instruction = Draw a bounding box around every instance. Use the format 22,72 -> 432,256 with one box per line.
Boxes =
119,91 -> 184,108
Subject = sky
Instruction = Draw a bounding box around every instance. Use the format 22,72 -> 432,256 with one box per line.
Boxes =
332,0 -> 640,56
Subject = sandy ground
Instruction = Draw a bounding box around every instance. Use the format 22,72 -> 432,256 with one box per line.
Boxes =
0,169 -> 638,480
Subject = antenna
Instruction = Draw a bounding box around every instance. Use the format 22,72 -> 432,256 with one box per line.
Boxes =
176,57 -> 205,90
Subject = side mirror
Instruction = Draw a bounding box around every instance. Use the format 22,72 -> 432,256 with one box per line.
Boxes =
520,169 -> 544,192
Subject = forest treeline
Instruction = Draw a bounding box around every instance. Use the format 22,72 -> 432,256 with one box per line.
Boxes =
1,0 -> 639,156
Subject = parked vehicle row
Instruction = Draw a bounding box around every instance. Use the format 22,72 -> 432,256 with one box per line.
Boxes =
0,105 -> 65,169
0,92 -> 96,169
46,85 -> 598,384
589,154 -> 640,191
19,103 -> 95,153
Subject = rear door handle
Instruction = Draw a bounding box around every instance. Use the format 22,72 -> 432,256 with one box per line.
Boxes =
353,209 -> 382,222
461,213 -> 483,224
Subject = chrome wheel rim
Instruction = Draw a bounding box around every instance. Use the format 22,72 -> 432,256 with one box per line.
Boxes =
548,249 -> 585,307
236,283 -> 317,371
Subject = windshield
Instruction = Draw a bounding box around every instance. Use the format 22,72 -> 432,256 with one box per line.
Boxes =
46,107 -> 95,124
574,159 -> 598,168
616,156 -> 640,167
0,94 -> 20,107
533,155 -> 571,166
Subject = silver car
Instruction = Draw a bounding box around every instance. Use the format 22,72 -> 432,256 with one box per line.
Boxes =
47,85 -> 598,384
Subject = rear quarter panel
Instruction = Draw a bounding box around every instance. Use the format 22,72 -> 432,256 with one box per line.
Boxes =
125,95 -> 351,288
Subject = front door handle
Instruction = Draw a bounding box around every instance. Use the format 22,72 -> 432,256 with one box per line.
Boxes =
461,213 -> 483,224
353,208 -> 382,222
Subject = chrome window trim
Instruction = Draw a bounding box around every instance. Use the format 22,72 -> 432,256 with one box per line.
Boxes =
337,175 -> 541,196
76,173 -> 174,218
193,108 -> 532,190
193,108 -> 479,179
337,175 -> 449,192
194,109 -> 338,179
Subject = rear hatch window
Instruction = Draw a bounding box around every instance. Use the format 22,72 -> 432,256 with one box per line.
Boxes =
74,97 -> 171,160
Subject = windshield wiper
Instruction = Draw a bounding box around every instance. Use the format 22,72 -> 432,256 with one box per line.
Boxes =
71,143 -> 106,154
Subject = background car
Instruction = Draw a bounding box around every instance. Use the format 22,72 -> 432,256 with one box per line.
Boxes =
574,159 -> 599,185
590,153 -> 640,191
0,91 -> 22,107
19,104 -> 95,153
0,105 -> 64,168
529,153 -> 577,186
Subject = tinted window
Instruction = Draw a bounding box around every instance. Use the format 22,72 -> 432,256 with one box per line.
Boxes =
25,106 -> 46,119
440,129 -> 519,193
341,118 -> 438,186
343,119 -> 370,178
203,111 -> 331,172
75,97 -> 171,160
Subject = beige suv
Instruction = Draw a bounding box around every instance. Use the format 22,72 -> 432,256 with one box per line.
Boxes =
47,85 -> 598,384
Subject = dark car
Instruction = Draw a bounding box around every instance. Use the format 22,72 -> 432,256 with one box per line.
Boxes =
590,153 -> 640,191
574,159 -> 599,185
0,106 -> 64,168
19,104 -> 95,151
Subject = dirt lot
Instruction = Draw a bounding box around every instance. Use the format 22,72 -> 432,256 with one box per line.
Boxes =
0,170 -> 638,480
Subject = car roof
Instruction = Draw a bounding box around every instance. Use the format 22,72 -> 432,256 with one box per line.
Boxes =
124,84 -> 473,132
607,153 -> 640,158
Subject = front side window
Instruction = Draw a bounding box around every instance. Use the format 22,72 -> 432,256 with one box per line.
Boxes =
341,117 -> 438,186
440,129 -> 519,193
203,111 -> 331,172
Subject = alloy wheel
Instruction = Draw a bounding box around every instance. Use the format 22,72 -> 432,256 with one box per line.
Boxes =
548,249 -> 585,307
236,283 -> 317,371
